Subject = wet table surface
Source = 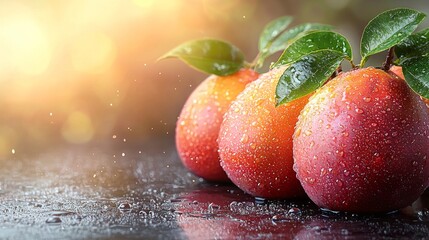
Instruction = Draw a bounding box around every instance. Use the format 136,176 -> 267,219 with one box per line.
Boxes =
0,139 -> 428,239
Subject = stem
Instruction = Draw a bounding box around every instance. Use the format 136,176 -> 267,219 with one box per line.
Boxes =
359,57 -> 367,68
349,60 -> 357,69
382,47 -> 395,71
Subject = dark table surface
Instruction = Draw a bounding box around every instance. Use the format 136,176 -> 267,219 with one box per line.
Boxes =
0,139 -> 428,239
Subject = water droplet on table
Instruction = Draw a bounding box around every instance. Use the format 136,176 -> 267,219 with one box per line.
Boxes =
46,217 -> 62,224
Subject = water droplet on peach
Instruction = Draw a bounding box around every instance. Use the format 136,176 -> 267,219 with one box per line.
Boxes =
306,177 -> 315,184
363,97 -> 371,102
304,130 -> 312,136
320,168 -> 327,176
343,170 -> 350,176
336,150 -> 344,157
240,134 -> 248,143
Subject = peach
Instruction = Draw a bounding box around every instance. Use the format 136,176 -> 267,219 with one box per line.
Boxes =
176,69 -> 259,182
218,67 -> 308,198
293,67 -> 429,212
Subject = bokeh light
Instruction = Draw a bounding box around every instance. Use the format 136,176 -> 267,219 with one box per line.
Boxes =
62,111 -> 95,144
0,3 -> 51,76
71,32 -> 116,74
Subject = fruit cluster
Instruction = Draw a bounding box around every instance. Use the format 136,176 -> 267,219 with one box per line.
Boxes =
161,8 -> 429,213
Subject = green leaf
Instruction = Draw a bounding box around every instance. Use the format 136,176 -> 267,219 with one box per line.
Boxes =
272,31 -> 352,68
402,56 -> 429,99
395,28 -> 429,61
360,8 -> 426,66
259,16 -> 293,53
159,39 -> 244,76
257,23 -> 333,67
269,23 -> 334,55
276,50 -> 344,105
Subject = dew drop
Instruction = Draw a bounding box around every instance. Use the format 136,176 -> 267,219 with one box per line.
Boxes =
341,229 -> 350,235
229,201 -> 238,212
118,202 -> 132,212
320,168 -> 327,177
355,108 -> 364,114
208,203 -> 220,213
306,177 -> 315,184
343,169 -> 350,176
295,128 -> 302,137
272,214 -> 286,222
240,134 -> 249,143
363,97 -> 371,102
336,150 -> 344,157
288,207 -> 302,216
329,110 -> 339,118
417,209 -> 429,221
272,207 -> 302,222
46,217 -> 62,224
139,211 -> 148,218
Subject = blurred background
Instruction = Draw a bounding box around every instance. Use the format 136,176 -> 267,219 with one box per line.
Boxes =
0,0 -> 428,158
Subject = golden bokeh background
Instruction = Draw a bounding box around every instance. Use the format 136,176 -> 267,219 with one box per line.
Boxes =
0,0 -> 428,157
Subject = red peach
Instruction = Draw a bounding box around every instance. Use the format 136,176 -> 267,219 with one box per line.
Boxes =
218,67 -> 308,198
176,69 -> 259,182
294,67 -> 429,212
